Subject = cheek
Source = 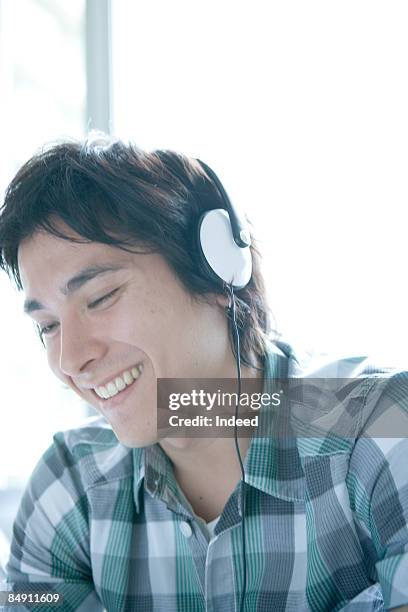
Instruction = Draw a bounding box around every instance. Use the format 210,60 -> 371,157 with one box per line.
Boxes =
106,295 -> 176,347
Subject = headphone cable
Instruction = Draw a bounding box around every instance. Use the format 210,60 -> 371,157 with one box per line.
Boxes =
227,282 -> 247,612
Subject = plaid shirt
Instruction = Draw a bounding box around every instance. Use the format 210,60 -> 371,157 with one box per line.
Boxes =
4,340 -> 408,611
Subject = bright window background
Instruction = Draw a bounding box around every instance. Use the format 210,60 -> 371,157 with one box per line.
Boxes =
1,0 -> 408,499
112,0 -> 408,367
0,0 -> 87,490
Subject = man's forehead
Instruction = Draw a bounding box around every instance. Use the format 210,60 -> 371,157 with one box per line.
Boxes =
18,230 -> 133,275
22,262 -> 129,314
18,231 -> 135,308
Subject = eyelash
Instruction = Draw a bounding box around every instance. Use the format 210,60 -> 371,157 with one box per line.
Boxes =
88,287 -> 120,308
38,288 -> 120,338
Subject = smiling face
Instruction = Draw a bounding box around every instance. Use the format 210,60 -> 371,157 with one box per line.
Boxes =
18,225 -> 233,447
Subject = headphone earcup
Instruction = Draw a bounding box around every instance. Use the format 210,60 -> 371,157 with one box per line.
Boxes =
197,209 -> 252,289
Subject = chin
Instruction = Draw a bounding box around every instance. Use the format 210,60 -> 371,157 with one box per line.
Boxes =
113,427 -> 158,448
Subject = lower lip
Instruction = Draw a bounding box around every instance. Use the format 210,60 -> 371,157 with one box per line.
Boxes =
93,375 -> 140,411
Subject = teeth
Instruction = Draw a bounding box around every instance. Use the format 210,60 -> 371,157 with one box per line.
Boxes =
94,363 -> 143,399
123,370 -> 133,385
115,377 -> 126,391
106,382 -> 118,396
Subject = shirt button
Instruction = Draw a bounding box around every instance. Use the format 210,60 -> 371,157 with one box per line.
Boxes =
179,521 -> 192,538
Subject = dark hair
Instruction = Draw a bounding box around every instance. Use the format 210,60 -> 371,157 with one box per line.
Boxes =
0,134 -> 274,366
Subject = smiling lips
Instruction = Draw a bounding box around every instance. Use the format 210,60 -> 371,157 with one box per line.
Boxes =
94,363 -> 144,399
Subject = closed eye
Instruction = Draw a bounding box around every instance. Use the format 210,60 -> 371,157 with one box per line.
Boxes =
89,287 -> 120,309
37,288 -> 121,341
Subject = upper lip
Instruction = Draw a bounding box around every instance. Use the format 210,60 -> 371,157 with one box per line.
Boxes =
76,363 -> 142,391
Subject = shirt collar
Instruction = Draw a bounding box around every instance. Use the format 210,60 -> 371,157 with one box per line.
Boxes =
244,339 -> 306,502
133,434 -> 190,515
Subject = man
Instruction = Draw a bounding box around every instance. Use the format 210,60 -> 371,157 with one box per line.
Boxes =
0,135 -> 407,611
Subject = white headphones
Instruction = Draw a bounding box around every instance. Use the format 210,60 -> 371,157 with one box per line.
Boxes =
196,160 -> 252,290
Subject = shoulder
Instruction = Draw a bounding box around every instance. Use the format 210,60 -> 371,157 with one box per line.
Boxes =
274,338 -> 408,453
10,415 -> 143,554
27,415 -> 140,504
348,368 -> 408,480
274,336 -> 396,379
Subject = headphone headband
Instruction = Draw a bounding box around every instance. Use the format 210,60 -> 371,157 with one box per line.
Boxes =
196,159 -> 251,248
195,159 -> 253,290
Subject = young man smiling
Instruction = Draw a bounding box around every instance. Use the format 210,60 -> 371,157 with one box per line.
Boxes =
0,136 -> 407,611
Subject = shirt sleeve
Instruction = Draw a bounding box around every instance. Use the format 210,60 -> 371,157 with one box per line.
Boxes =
348,373 -> 408,611
4,433 -> 104,612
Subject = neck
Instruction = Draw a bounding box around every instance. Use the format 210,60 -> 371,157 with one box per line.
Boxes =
160,435 -> 252,522
159,353 -> 264,521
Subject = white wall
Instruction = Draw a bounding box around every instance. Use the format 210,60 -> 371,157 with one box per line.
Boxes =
2,0 -> 408,487
112,0 -> 408,363
0,0 -> 87,486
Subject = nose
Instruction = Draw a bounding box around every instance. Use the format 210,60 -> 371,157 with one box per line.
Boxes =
58,314 -> 106,378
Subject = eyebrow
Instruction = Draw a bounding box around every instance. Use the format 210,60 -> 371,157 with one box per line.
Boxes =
23,264 -> 125,314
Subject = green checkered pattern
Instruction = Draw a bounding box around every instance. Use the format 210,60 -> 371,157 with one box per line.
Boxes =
4,340 -> 408,611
